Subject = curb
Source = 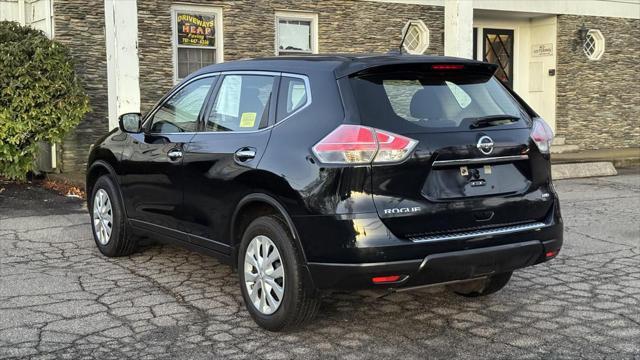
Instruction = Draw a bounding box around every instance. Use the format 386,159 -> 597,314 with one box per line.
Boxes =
551,162 -> 618,180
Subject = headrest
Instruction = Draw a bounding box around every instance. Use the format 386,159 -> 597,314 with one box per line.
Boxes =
409,88 -> 443,120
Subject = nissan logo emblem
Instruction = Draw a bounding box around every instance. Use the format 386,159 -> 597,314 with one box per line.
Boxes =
477,135 -> 494,155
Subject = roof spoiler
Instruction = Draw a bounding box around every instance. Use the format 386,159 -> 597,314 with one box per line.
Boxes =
335,59 -> 498,79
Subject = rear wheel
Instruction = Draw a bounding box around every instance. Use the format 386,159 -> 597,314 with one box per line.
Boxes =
448,272 -> 513,297
89,175 -> 136,257
238,215 -> 320,331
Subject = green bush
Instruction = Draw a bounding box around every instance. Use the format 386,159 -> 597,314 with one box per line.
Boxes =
0,21 -> 89,180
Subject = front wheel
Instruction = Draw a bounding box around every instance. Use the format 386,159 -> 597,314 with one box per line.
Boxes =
448,272 -> 513,297
89,175 -> 136,257
238,215 -> 320,331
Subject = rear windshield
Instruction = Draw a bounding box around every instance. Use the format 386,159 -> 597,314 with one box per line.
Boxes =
349,70 -> 529,133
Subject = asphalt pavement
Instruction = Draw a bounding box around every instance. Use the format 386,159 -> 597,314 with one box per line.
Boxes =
1,173 -> 639,359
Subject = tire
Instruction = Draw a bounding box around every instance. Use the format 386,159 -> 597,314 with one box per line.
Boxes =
448,272 -> 513,297
238,215 -> 320,331
89,175 -> 136,257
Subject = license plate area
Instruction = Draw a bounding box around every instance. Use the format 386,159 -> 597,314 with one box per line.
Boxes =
423,163 -> 530,200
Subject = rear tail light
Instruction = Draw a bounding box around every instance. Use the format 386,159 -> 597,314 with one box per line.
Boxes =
530,118 -> 554,154
312,125 -> 418,165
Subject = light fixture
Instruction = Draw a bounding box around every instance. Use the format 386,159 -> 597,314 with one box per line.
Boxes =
577,23 -> 589,43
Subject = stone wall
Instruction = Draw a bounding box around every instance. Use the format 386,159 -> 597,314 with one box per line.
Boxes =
53,0 -> 108,173
52,0 -> 444,173
556,15 -> 640,149
137,0 -> 445,113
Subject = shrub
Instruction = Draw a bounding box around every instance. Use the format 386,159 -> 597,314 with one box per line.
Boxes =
0,21 -> 89,180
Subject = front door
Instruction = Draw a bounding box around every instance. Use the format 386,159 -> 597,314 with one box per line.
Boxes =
120,76 -> 217,236
482,28 -> 514,88
182,73 -> 278,252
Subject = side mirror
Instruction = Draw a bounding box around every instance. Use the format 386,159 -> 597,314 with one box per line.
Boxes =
118,113 -> 142,133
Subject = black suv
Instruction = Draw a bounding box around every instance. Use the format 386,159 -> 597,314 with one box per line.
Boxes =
87,55 -> 562,331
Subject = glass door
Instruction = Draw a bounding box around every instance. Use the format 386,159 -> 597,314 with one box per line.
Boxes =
482,28 -> 514,88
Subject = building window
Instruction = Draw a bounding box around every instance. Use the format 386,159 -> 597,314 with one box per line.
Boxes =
583,29 -> 605,61
275,12 -> 318,55
172,6 -> 224,82
402,20 -> 429,55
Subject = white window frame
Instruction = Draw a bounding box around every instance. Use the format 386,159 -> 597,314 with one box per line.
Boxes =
274,11 -> 319,56
583,29 -> 605,61
402,20 -> 430,55
171,5 -> 224,83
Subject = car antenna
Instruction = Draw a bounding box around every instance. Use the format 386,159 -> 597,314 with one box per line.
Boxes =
398,26 -> 410,55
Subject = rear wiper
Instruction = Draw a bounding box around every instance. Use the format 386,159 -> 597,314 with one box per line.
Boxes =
466,114 -> 520,129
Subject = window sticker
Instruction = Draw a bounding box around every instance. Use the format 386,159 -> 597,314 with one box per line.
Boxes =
239,112 -> 257,128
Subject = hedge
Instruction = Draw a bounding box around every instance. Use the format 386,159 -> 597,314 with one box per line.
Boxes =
0,21 -> 90,180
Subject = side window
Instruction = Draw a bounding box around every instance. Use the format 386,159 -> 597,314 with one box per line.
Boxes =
150,77 -> 215,133
206,75 -> 275,132
276,77 -> 308,121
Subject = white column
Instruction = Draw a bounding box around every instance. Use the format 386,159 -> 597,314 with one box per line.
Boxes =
444,0 -> 474,59
104,0 -> 141,130
17,0 -> 26,24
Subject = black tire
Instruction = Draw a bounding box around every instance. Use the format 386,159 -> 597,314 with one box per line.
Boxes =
89,175 -> 136,257
238,215 -> 320,331
448,272 -> 513,297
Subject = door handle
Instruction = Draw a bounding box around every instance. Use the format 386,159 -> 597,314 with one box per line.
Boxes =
235,147 -> 256,162
167,149 -> 183,161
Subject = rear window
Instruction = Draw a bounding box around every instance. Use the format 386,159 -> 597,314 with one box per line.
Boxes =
349,70 -> 529,132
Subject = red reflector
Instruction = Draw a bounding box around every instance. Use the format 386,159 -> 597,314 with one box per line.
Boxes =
372,275 -> 402,284
545,250 -> 559,258
431,64 -> 464,70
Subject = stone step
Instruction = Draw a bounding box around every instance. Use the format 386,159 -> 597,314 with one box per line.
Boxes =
551,162 -> 617,180
551,144 -> 580,154
551,147 -> 640,169
552,136 -> 566,146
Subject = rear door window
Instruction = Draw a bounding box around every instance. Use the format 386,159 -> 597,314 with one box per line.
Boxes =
349,70 -> 528,133
206,74 -> 276,132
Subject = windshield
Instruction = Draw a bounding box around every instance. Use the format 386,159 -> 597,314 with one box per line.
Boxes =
349,70 -> 529,133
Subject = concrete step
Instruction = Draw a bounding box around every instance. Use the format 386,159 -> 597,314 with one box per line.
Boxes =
552,162 -> 617,180
551,144 -> 580,154
552,136 -> 566,146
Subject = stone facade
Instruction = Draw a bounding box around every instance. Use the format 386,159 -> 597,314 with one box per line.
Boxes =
54,0 -> 444,173
137,0 -> 445,113
51,1 -> 639,174
53,0 -> 108,173
556,15 -> 640,149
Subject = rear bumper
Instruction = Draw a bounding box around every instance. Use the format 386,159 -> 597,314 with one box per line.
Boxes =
307,238 -> 561,290
295,203 -> 563,290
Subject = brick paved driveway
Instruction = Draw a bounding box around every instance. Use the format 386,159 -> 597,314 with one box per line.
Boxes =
1,174 -> 639,359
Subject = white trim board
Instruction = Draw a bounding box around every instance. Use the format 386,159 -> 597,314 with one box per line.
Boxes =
364,0 -> 640,19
